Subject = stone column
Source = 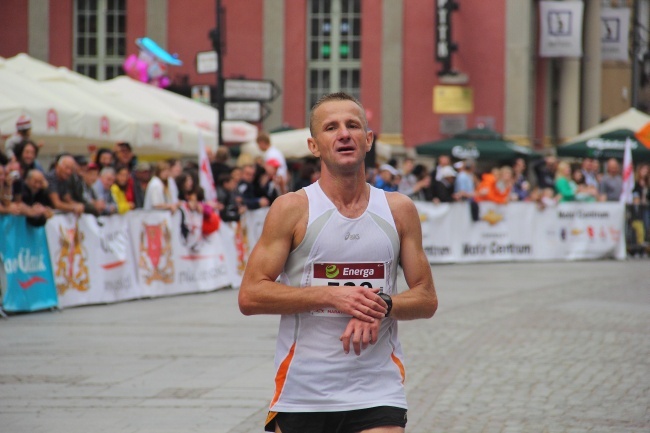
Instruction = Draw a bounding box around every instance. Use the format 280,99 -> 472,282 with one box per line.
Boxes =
504,0 -> 534,144
28,0 -> 49,61
581,0 -> 602,130
263,0 -> 285,130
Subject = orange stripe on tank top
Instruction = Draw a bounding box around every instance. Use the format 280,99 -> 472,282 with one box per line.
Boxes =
270,342 -> 297,408
391,351 -> 406,384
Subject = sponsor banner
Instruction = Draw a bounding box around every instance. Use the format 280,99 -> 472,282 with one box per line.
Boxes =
219,221 -> 244,288
416,202 -> 459,263
45,214 -> 138,308
174,204 -> 231,293
601,8 -> 630,62
417,202 -> 624,263
93,214 -> 140,303
539,1 -> 584,58
462,202 -> 536,262
128,210 -> 176,297
244,207 -> 269,248
0,215 -> 57,312
536,202 -> 626,260
45,214 -> 94,308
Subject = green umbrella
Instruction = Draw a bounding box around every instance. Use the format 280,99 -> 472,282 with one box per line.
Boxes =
415,127 -> 538,160
557,129 -> 650,161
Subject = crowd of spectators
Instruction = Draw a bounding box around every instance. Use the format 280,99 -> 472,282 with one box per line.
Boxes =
370,154 -> 649,210
0,117 -> 308,230
2,115 -> 650,239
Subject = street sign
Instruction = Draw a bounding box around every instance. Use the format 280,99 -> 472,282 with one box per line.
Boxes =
223,79 -> 279,101
224,101 -> 262,122
196,51 -> 218,74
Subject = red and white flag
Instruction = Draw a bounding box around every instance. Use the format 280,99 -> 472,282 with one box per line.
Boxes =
198,132 -> 217,202
620,137 -> 634,204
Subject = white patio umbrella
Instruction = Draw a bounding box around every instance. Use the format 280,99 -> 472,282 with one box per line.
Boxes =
4,54 -> 216,155
0,57 -> 133,154
102,76 -> 258,144
565,108 -> 650,144
4,54 -> 186,154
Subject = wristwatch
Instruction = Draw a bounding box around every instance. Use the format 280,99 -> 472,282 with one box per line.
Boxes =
378,292 -> 392,317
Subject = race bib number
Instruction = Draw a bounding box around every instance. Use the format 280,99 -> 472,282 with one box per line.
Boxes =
310,262 -> 388,317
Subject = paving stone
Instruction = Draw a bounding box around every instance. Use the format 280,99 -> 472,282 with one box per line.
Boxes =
1,260 -> 649,432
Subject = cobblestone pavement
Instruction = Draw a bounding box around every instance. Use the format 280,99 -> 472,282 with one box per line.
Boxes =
1,260 -> 648,433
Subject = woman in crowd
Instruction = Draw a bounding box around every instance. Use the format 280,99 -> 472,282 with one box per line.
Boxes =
175,171 -> 201,212
511,158 -> 530,201
571,167 -> 599,202
143,161 -> 179,212
554,161 -> 577,202
95,148 -> 116,170
15,140 -> 41,174
176,169 -> 222,236
111,165 -> 136,214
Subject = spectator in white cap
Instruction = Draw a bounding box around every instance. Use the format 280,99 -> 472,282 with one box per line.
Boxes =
4,115 -> 36,161
374,163 -> 399,191
431,165 -> 457,203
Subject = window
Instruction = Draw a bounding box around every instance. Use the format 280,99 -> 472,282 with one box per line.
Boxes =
74,0 -> 126,80
307,0 -> 362,115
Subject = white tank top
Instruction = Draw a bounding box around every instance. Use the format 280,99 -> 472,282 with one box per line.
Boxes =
269,181 -> 407,412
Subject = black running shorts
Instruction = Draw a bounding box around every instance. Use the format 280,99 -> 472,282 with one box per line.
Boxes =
265,406 -> 407,433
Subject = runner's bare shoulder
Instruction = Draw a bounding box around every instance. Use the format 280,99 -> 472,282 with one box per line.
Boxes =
264,191 -> 309,243
384,191 -> 419,234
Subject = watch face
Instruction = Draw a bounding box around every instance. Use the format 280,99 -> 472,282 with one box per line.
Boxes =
379,293 -> 392,317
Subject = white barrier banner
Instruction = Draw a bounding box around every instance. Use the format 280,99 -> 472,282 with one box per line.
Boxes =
45,213 -> 139,308
244,207 -> 269,248
128,208 -> 234,296
219,221 -> 244,288
463,202 -> 537,262
128,210 -> 176,297
42,202 -> 625,310
417,202 -> 625,263
173,206 -> 232,293
416,202 -> 459,263
535,202 -> 626,260
93,214 -> 140,302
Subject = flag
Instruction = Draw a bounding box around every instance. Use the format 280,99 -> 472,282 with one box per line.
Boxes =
620,137 -> 634,204
198,132 -> 217,202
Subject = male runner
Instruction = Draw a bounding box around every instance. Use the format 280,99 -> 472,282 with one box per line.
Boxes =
239,92 -> 438,433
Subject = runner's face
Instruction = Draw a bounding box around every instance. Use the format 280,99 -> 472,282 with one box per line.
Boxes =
308,100 -> 372,171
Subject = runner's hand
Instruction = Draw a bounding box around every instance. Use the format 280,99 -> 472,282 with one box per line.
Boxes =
328,286 -> 387,322
340,318 -> 381,355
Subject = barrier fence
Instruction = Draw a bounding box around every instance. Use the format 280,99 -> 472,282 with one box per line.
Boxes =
0,201 -> 630,313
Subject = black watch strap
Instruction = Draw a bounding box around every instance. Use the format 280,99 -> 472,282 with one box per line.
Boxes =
378,292 -> 392,317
